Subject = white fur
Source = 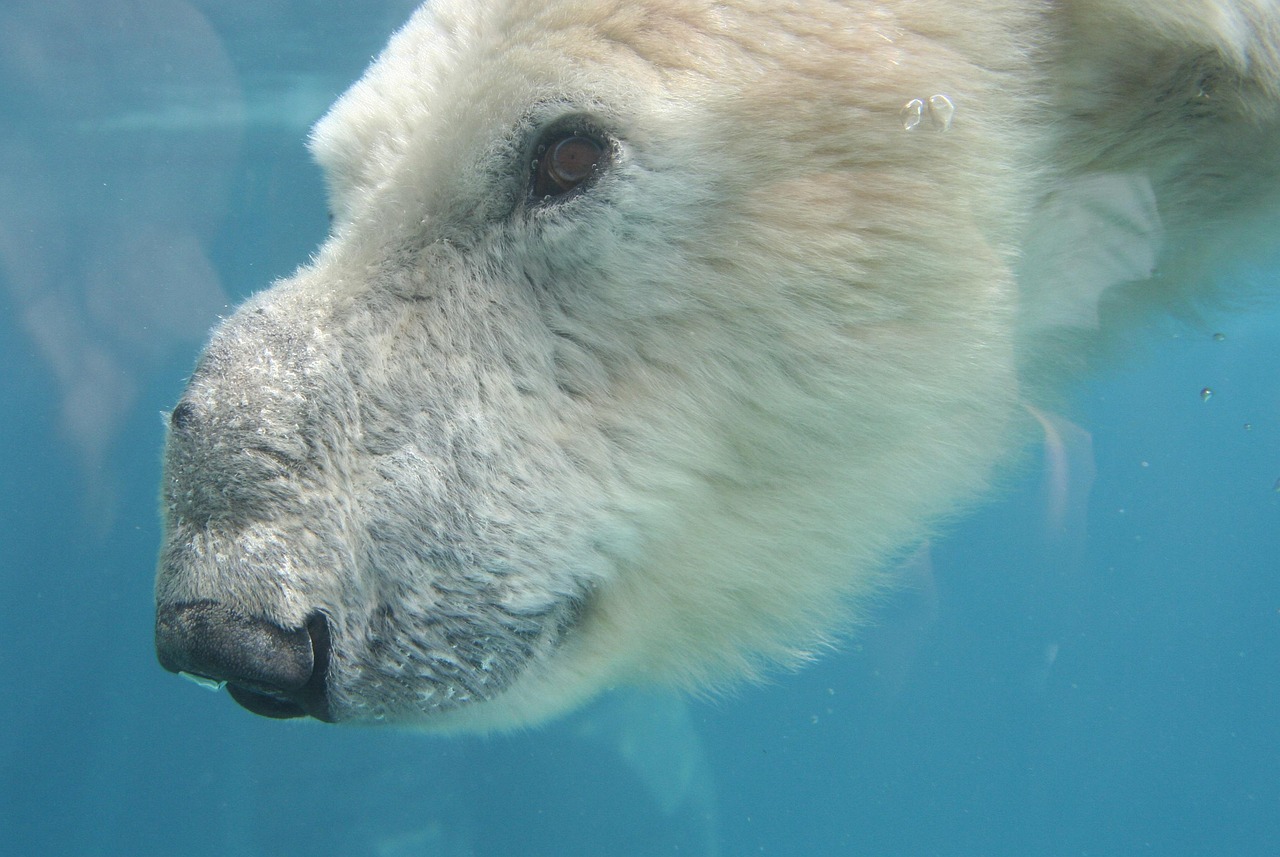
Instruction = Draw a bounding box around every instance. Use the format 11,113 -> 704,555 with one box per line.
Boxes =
157,0 -> 1280,729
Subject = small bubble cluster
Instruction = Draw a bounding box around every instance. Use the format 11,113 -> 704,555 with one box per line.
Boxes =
901,94 -> 956,131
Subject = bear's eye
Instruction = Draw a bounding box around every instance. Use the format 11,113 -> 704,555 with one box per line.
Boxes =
531,133 -> 606,200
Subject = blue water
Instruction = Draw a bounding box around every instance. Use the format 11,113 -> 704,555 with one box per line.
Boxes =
3,3 -> 1279,855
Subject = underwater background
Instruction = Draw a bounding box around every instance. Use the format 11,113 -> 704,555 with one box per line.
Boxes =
2,2 -> 1279,854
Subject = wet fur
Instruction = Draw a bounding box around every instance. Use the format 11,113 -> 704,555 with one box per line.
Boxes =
157,0 -> 1280,729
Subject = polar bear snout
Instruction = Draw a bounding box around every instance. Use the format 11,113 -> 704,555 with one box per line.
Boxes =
155,601 -> 334,722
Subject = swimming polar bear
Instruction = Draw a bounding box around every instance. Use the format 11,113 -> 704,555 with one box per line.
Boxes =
155,0 -> 1280,729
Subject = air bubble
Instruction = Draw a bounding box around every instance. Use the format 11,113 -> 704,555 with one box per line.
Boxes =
1200,387 -> 1213,402
901,95 -> 956,132
1213,332 -> 1226,342
900,98 -> 925,131
179,671 -> 226,692
927,94 -> 956,131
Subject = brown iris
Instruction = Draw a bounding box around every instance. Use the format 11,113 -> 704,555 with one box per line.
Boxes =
533,134 -> 605,199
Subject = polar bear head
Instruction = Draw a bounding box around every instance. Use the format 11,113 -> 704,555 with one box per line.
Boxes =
155,0 -> 1033,729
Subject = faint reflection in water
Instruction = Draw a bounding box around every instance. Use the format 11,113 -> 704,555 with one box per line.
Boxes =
0,0 -> 240,529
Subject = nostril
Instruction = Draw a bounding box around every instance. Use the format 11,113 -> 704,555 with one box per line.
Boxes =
168,401 -> 197,431
155,600 -> 313,690
155,601 -> 331,721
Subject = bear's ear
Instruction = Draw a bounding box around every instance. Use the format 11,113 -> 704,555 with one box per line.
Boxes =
1016,172 -> 1161,334
1073,0 -> 1280,97
307,101 -> 365,228
304,3 -> 449,230
307,54 -> 417,229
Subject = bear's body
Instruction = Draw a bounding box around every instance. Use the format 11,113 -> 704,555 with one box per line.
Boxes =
155,0 -> 1280,729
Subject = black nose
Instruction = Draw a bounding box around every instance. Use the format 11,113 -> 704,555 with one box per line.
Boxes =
155,600 -> 333,722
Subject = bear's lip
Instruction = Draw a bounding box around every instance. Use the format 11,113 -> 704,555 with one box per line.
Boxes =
157,604 -> 336,723
220,612 -> 335,722
226,682 -> 333,721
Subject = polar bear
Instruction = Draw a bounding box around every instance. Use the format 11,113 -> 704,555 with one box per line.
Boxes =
155,0 -> 1280,729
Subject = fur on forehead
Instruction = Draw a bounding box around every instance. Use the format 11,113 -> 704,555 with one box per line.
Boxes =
307,0 -> 1036,227
307,0 -> 714,226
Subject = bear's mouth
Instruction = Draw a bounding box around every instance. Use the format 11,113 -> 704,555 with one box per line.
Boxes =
225,680 -> 324,720
155,602 -> 335,722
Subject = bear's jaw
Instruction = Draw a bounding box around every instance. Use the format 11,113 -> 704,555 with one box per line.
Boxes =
153,587 -> 587,725
323,595 -> 588,724
154,482 -> 595,725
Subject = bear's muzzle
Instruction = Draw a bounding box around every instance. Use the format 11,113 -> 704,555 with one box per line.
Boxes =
155,600 -> 334,722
